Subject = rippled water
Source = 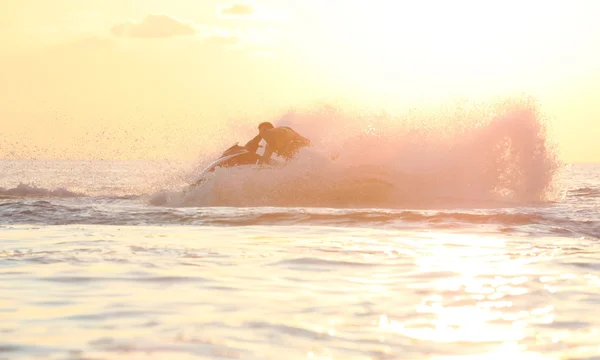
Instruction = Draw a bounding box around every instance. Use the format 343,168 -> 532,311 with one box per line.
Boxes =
1,160 -> 599,359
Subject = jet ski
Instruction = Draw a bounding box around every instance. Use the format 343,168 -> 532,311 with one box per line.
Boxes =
190,137 -> 277,186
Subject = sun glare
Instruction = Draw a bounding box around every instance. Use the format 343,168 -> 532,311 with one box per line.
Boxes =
307,1 -> 569,99
375,232 -> 561,358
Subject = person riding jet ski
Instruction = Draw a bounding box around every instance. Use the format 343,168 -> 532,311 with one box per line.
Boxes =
247,122 -> 312,164
190,122 -> 311,186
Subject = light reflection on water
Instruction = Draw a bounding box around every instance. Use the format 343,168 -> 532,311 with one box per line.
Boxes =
1,225 -> 599,359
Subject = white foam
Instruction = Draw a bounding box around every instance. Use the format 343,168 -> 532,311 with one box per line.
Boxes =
153,99 -> 560,208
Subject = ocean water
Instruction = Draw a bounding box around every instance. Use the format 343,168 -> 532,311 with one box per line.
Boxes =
1,105 -> 600,359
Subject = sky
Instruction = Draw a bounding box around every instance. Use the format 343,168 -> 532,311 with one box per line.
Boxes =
1,0 -> 599,162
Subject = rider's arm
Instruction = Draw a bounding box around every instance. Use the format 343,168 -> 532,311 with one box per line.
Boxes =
261,143 -> 274,163
244,134 -> 262,154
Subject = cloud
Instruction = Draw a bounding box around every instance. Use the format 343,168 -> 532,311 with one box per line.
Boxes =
221,3 -> 254,16
106,14 -> 264,50
111,14 -> 196,38
195,25 -> 243,46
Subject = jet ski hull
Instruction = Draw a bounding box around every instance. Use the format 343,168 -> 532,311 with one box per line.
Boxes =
191,143 -> 266,186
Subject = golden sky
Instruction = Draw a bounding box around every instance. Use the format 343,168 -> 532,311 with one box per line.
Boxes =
1,0 -> 599,162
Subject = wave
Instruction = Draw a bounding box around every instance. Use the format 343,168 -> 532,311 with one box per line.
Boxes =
152,98 -> 561,208
569,187 -> 600,198
1,201 -> 596,239
0,183 -> 83,198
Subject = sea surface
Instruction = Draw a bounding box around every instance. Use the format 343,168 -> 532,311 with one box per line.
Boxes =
1,157 -> 598,360
2,100 -> 600,360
